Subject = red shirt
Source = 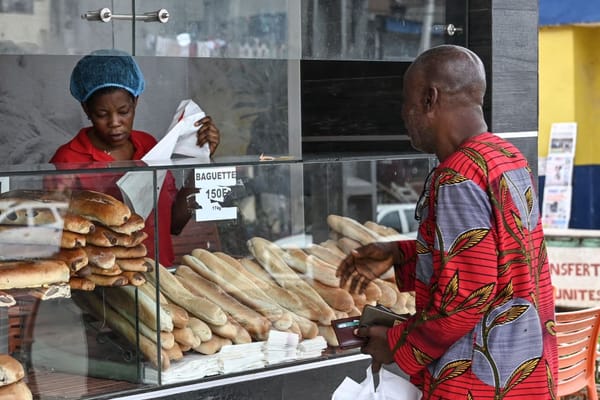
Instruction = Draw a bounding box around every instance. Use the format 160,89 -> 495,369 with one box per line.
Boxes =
390,133 -> 557,399
49,127 -> 177,266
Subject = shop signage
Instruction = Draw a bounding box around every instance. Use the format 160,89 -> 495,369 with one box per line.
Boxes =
548,245 -> 600,307
193,166 -> 237,221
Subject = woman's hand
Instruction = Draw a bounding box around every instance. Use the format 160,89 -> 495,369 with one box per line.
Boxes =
195,116 -> 220,156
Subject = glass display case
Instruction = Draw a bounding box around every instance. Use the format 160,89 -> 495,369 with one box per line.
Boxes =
0,154 -> 435,399
0,1 -> 467,398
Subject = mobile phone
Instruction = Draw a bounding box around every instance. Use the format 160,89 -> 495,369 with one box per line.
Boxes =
359,304 -> 410,327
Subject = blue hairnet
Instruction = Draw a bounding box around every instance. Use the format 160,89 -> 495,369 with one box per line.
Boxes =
69,49 -> 145,103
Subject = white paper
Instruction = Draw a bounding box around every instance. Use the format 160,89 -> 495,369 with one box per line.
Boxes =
117,99 -> 210,219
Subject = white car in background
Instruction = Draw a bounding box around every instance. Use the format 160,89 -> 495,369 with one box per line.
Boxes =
376,203 -> 419,238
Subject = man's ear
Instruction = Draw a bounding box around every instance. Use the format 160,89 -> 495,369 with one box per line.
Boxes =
424,87 -> 439,112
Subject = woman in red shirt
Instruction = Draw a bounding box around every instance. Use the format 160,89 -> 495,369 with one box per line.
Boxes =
49,49 -> 220,266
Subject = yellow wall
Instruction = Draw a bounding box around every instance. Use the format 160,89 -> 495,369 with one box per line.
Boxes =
539,25 -> 600,165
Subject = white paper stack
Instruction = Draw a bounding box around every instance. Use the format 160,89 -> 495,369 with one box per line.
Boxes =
218,341 -> 266,374
263,330 -> 300,365
157,353 -> 220,384
296,336 -> 328,360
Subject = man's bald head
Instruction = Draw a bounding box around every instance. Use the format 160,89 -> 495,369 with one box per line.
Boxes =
406,45 -> 486,106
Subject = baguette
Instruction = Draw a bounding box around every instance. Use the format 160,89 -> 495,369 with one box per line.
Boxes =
187,316 -> 212,342
110,244 -> 147,259
102,291 -> 174,350
87,273 -> 127,287
64,213 -> 95,234
81,292 -> 169,370
83,245 -> 116,269
217,253 -> 320,322
364,221 -> 402,239
228,317 -> 252,344
373,279 -> 398,308
87,226 -> 147,247
318,324 -> 339,347
173,327 -> 201,348
103,286 -> 173,332
305,278 -> 354,312
162,303 -> 189,329
320,240 -> 348,260
121,271 -> 145,286
165,342 -> 184,361
138,281 -> 168,305
0,260 -> 69,289
175,264 -> 271,341
52,247 -> 88,273
109,213 -> 145,235
207,318 -> 238,342
247,237 -> 336,325
0,381 -> 32,400
91,265 -> 122,276
60,230 -> 86,248
193,335 -> 231,355
0,354 -> 24,386
75,265 -> 92,278
146,263 -> 227,326
116,257 -> 152,272
68,190 -> 131,227
188,250 -> 285,323
326,214 -> 381,245
305,243 -> 345,266
68,277 -> 96,292
290,313 -> 319,339
337,237 -> 362,255
238,257 -> 322,321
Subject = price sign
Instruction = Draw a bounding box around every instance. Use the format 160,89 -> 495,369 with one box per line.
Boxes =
193,166 -> 237,221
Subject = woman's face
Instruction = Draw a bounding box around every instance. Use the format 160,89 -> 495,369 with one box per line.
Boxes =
83,88 -> 137,149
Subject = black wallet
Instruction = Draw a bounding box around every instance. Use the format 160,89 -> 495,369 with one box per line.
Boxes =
332,305 -> 410,349
331,316 -> 365,349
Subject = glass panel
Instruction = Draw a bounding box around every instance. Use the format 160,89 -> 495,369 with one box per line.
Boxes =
136,0 -> 292,59
302,0 -> 466,61
0,0 -> 135,55
0,166 -> 158,399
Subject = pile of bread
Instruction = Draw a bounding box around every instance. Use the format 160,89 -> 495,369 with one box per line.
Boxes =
0,354 -> 31,399
76,213 -> 415,372
0,189 -> 150,303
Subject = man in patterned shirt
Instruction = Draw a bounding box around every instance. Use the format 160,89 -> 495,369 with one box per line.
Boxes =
337,45 -> 558,399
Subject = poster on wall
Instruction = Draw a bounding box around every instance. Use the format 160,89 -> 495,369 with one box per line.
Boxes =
548,122 -> 577,156
542,185 -> 572,229
544,154 -> 573,186
542,122 -> 577,229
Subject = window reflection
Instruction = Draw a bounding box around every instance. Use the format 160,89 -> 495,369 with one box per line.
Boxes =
0,0 -> 453,60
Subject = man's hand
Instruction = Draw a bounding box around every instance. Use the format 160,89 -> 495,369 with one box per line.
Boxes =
336,242 -> 398,293
355,325 -> 395,372
195,116 -> 220,156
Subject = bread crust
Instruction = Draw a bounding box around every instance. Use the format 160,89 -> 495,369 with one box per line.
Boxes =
0,260 -> 69,289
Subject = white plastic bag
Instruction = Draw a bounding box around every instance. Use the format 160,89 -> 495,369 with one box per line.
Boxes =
117,99 -> 209,219
332,366 -> 421,400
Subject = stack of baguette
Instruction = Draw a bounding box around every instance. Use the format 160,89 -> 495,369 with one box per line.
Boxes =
0,189 -> 149,294
77,214 -> 416,371
0,354 -> 31,399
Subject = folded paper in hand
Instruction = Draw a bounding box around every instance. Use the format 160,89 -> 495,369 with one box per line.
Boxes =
332,366 -> 421,400
117,99 -> 211,219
